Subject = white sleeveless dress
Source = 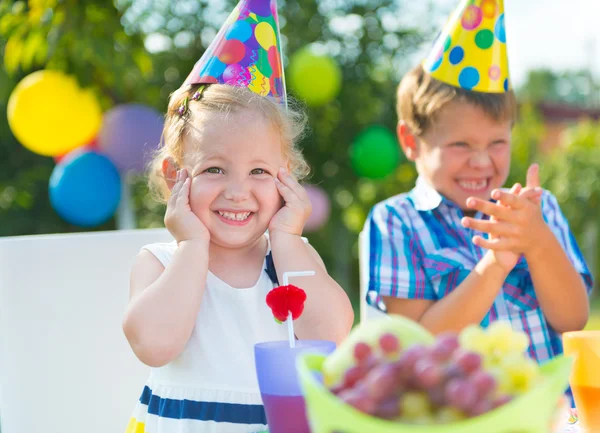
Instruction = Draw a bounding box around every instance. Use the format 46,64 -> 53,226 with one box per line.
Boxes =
126,236 -> 291,433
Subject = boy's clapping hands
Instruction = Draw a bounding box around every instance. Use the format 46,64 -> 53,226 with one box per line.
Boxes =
461,164 -> 551,270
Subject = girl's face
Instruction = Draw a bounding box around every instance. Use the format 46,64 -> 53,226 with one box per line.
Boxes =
183,110 -> 286,250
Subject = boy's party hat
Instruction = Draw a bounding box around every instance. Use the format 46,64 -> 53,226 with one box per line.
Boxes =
182,0 -> 286,105
423,0 -> 510,93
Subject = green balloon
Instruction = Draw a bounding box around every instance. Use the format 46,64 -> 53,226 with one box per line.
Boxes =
288,47 -> 342,107
350,126 -> 401,179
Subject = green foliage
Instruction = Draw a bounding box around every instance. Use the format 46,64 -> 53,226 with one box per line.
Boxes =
541,121 -> 600,281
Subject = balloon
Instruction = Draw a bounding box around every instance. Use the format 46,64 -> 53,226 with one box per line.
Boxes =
349,126 -> 401,179
97,104 -> 164,173
49,151 -> 121,227
247,65 -> 270,96
304,185 -> 331,232
218,39 -> 246,65
225,20 -> 252,42
7,70 -> 102,156
255,22 -> 276,50
288,47 -> 342,107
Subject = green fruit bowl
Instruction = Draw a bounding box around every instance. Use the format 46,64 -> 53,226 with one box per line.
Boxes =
297,317 -> 573,433
298,354 -> 571,433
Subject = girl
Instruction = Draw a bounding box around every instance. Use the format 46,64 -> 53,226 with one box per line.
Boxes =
122,82 -> 353,433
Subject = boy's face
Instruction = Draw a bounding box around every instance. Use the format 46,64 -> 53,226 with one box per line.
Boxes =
402,101 -> 512,210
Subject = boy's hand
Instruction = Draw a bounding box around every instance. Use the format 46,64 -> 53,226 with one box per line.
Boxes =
462,185 -> 546,261
461,164 -> 545,272
164,168 -> 210,245
269,167 -> 312,236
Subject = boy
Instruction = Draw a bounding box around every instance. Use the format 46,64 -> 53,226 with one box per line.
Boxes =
364,0 -> 592,367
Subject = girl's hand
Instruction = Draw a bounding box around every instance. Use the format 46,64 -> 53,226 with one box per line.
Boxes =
269,168 -> 312,236
164,168 -> 210,244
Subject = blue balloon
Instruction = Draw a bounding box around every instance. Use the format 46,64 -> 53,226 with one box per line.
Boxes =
49,151 -> 121,227
226,20 -> 252,42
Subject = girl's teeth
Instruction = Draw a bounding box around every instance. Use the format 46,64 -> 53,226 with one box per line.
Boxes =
218,211 -> 251,221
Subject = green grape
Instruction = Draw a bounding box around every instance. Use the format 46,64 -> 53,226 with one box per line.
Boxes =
436,407 -> 467,423
488,366 -> 514,394
410,414 -> 438,425
487,321 -> 517,356
508,331 -> 530,354
496,353 -> 541,394
401,392 -> 432,420
459,325 -> 491,356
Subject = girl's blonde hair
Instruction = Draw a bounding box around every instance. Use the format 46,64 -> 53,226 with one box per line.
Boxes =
148,84 -> 310,202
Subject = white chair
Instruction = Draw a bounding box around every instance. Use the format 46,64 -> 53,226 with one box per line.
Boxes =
0,228 -> 173,433
358,230 -> 388,323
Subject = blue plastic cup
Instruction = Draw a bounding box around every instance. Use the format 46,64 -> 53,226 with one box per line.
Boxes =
255,340 -> 336,433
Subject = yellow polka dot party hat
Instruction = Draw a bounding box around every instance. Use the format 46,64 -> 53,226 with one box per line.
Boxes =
423,0 -> 510,93
182,0 -> 286,105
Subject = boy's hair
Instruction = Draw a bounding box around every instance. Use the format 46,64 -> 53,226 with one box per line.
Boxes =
149,84 -> 309,202
397,64 -> 517,137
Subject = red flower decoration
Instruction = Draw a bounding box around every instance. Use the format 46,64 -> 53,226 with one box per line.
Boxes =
266,284 -> 307,323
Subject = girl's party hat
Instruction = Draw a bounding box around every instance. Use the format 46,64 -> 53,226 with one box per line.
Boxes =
423,0 -> 510,93
266,271 -> 313,348
182,0 -> 286,105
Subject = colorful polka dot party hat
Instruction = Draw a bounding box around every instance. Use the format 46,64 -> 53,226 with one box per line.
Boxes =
423,0 -> 510,93
182,0 -> 286,105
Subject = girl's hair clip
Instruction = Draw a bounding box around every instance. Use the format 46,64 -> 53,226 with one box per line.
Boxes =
178,96 -> 189,117
178,85 -> 207,118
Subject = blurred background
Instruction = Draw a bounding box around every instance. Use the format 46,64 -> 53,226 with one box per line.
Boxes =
1,0 -> 599,324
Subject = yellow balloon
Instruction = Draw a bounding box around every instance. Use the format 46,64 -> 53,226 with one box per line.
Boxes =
255,22 -> 276,50
247,65 -> 270,96
7,70 -> 102,157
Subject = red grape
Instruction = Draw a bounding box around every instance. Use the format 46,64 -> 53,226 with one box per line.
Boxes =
414,359 -> 444,388
375,396 -> 401,419
431,333 -> 460,361
338,387 -> 377,415
469,399 -> 494,416
353,342 -> 372,364
470,370 -> 497,398
445,378 -> 477,412
492,394 -> 513,409
379,333 -> 401,355
363,364 -> 401,402
453,350 -> 482,374
342,365 -> 368,388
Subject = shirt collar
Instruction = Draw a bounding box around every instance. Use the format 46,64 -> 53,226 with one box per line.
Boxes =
410,176 -> 448,211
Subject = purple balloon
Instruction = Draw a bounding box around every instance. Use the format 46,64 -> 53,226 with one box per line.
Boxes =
304,185 -> 331,232
98,104 -> 164,173
246,0 -> 272,17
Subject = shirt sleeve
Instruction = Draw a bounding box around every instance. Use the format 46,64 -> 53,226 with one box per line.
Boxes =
541,190 -> 594,293
363,202 -> 436,301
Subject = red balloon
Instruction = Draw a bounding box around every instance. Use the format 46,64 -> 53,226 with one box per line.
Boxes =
199,76 -> 219,84
53,138 -> 99,163
268,45 -> 281,78
217,39 -> 246,65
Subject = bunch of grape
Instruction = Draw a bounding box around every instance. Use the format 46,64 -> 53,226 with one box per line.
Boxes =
329,322 -> 540,424
459,322 -> 541,395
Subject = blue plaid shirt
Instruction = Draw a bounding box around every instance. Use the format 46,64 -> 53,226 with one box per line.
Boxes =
365,177 -> 593,364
